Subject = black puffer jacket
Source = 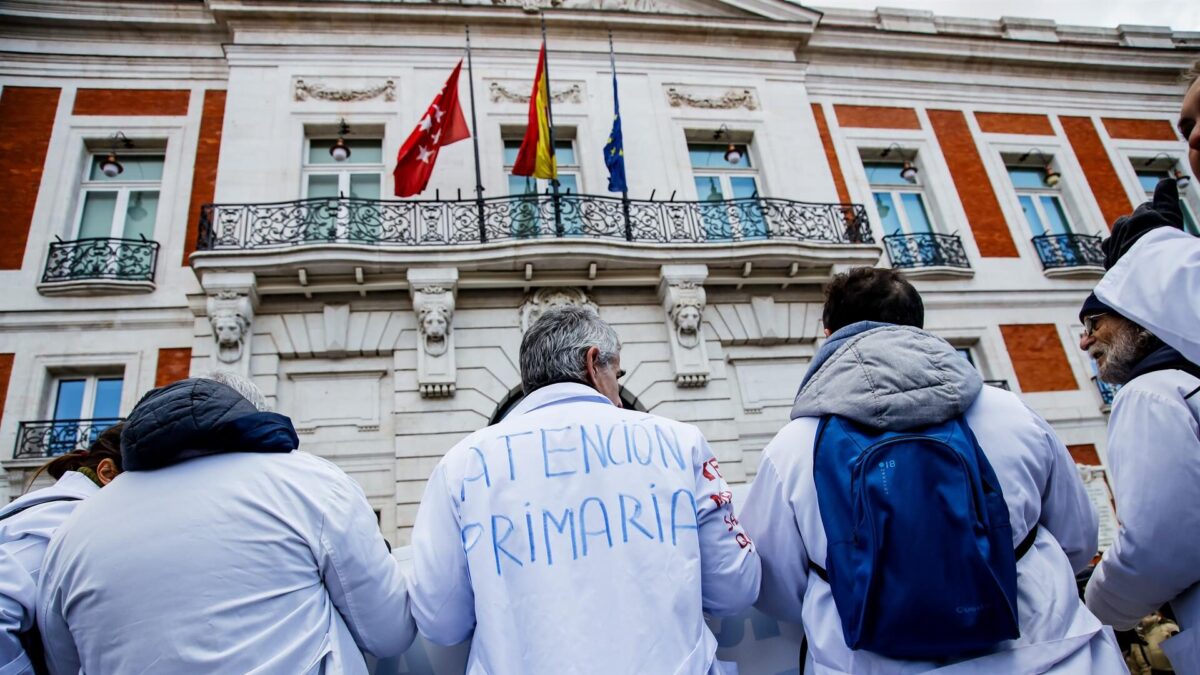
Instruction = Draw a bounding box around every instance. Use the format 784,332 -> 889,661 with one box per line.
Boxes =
121,378 -> 299,471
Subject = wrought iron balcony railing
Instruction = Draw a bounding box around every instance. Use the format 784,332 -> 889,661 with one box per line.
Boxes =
1093,376 -> 1118,407
882,232 -> 971,269
1032,233 -> 1105,270
196,194 -> 873,251
13,418 -> 123,460
42,237 -> 159,284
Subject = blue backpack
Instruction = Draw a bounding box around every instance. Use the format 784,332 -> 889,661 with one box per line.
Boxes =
811,414 -> 1037,660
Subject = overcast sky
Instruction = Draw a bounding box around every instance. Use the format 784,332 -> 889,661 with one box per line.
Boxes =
813,0 -> 1200,32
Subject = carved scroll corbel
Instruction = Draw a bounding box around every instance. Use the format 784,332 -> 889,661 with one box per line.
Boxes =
659,265 -> 710,388
409,269 -> 459,398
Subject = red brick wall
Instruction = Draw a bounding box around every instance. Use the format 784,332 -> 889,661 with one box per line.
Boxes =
1101,118 -> 1179,142
1000,324 -> 1078,392
834,105 -> 922,130
0,87 -> 61,270
154,348 -> 192,387
811,104 -> 851,204
0,353 -> 13,431
1068,444 -> 1101,466
975,112 -> 1054,136
1059,116 -> 1134,228
183,90 -> 226,265
928,109 -> 1019,257
73,89 -> 190,117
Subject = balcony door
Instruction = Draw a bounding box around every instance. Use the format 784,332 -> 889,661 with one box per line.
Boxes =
1136,169 -> 1198,235
689,143 -> 764,241
71,154 -> 163,279
302,138 -> 384,242
48,375 -> 122,455
503,139 -> 582,237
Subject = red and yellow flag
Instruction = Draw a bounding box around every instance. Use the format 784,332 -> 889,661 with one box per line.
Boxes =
512,44 -> 557,179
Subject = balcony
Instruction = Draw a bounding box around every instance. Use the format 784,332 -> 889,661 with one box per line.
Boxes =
1032,233 -> 1104,277
882,232 -> 972,278
13,418 -> 123,460
38,237 -> 159,296
192,194 -> 880,291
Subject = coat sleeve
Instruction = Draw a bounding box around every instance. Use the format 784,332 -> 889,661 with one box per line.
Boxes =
1030,410 -> 1099,572
1086,386 -> 1200,630
0,547 -> 35,675
1096,227 -> 1200,365
35,566 -> 80,675
408,461 -> 476,645
316,471 -> 417,658
739,453 -> 809,626
690,433 -> 761,618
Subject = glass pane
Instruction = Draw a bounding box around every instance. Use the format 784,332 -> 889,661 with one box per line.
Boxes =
509,175 -> 537,196
873,192 -> 903,235
503,140 -> 523,167
122,191 -> 158,240
306,174 -> 339,199
558,174 -> 582,235
349,174 -> 381,200
92,378 -> 123,419
78,192 -> 118,239
53,380 -> 85,420
730,176 -> 758,199
695,176 -> 731,240
1040,195 -> 1071,235
307,139 -> 383,165
1007,167 -> 1047,190
508,175 -> 540,238
1136,170 -> 1169,193
731,176 -> 765,239
695,175 -> 727,201
557,174 -> 579,194
956,348 -> 975,366
688,143 -> 750,169
90,155 -> 164,182
900,193 -> 933,233
555,141 -> 576,166
864,162 -> 910,187
1019,195 -> 1046,237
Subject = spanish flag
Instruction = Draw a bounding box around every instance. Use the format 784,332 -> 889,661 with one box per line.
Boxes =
512,43 -> 557,179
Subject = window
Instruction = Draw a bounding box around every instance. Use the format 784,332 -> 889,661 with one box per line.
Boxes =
503,138 -> 581,237
1136,170 -> 1198,235
48,374 -> 123,454
302,137 -> 384,241
76,154 -> 163,243
1007,166 -> 1074,238
865,161 -> 934,237
689,142 -> 764,240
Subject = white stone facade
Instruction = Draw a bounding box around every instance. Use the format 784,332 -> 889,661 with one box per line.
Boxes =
1,0 -> 1196,544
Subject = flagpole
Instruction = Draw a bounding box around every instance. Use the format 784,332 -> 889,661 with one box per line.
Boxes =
540,12 -> 563,237
465,25 -> 487,243
608,29 -> 632,242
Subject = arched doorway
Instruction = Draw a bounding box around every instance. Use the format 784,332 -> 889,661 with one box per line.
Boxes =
489,384 -> 647,425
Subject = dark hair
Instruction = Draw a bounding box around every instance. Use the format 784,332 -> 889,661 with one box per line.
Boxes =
25,422 -> 124,490
822,267 -> 924,333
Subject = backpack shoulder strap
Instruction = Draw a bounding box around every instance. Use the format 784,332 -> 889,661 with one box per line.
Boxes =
0,496 -> 83,523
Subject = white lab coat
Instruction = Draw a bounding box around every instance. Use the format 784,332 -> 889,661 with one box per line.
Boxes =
1096,227 -> 1200,364
0,472 -> 97,675
1085,368 -> 1200,673
741,387 -> 1125,674
37,451 -> 416,674
409,382 -> 761,674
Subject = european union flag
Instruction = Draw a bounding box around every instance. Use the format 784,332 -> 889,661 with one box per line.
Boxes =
603,72 -> 627,193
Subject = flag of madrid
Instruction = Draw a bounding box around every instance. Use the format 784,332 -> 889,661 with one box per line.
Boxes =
393,60 -> 471,197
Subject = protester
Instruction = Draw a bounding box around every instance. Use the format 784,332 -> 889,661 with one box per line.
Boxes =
741,267 -> 1124,673
409,306 -> 760,674
37,373 -> 414,674
1079,291 -> 1200,672
0,423 -> 122,675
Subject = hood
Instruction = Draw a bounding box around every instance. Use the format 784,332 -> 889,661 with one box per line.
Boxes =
121,378 -> 299,472
791,321 -> 983,430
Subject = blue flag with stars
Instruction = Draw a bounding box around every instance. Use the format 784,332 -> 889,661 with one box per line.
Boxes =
603,71 -> 627,193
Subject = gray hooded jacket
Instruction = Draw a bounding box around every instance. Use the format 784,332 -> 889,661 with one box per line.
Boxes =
791,321 -> 983,430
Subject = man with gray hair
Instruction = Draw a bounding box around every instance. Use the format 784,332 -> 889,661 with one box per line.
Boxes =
410,306 -> 760,674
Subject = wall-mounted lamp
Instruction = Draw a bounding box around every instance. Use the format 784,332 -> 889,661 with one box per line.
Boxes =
713,125 -> 742,165
1143,153 -> 1191,191
1017,148 -> 1061,188
880,143 -> 918,183
329,119 -> 352,162
98,131 -> 134,178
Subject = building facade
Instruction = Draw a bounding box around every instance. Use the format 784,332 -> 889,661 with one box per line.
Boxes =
1,0 -> 1196,545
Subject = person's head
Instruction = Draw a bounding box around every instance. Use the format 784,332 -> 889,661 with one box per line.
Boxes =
519,305 -> 623,406
204,370 -> 270,412
821,267 -> 924,335
1079,311 -> 1159,385
1182,59 -> 1200,178
27,422 -> 124,492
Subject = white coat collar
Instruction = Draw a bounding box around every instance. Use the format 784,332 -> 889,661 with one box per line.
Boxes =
505,382 -> 613,419
0,470 -> 99,518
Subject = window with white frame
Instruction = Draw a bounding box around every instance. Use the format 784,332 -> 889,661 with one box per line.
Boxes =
47,373 -> 123,454
301,137 -> 384,241
503,137 -> 581,236
864,160 -> 934,238
76,153 -> 163,243
1134,165 -> 1198,235
1006,165 -> 1075,239
688,142 -> 764,240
